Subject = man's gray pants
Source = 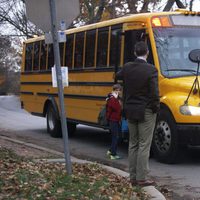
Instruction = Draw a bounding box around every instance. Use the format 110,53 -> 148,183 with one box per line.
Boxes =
128,109 -> 157,181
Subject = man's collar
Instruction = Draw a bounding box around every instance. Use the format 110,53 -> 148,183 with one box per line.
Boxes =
137,56 -> 147,61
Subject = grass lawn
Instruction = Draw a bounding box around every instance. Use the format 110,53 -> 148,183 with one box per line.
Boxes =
0,147 -> 149,200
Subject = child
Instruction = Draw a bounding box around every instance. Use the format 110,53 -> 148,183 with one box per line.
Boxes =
106,84 -> 122,160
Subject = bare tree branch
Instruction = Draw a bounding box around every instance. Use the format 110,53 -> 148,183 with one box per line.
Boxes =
175,0 -> 185,9
0,0 -> 42,38
163,0 -> 176,11
163,0 -> 185,11
140,1 -> 150,13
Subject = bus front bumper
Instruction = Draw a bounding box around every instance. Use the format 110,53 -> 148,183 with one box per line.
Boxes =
177,124 -> 200,145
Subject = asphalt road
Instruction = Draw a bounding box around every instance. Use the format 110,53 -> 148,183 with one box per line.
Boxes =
0,95 -> 200,199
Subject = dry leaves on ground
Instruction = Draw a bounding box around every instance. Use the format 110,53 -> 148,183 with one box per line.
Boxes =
0,147 -> 149,200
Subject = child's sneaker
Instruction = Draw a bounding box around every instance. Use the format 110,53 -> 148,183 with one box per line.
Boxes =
114,155 -> 121,159
106,150 -> 111,156
110,154 -> 121,160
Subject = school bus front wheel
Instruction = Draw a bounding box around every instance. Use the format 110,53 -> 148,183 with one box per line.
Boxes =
152,108 -> 180,164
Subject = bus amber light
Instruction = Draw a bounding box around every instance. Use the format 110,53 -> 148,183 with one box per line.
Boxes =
184,11 -> 189,15
160,17 -> 171,27
151,17 -> 171,27
152,17 -> 162,27
191,11 -> 196,16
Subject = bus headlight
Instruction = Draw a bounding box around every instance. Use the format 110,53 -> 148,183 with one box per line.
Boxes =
180,105 -> 200,116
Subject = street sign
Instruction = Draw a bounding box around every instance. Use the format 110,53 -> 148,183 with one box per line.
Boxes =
52,66 -> 69,87
25,0 -> 80,32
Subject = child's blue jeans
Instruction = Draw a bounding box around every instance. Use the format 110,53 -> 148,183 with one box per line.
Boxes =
109,121 -> 121,156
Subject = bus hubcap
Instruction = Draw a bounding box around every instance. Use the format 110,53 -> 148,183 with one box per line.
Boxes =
48,109 -> 55,130
155,120 -> 171,153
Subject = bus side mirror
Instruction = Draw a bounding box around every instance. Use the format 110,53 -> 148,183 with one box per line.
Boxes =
189,49 -> 200,63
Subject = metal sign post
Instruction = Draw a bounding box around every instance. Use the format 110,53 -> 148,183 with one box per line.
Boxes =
25,0 -> 80,175
49,0 -> 72,175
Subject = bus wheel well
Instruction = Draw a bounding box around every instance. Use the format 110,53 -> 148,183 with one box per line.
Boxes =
160,103 -> 175,121
43,98 -> 59,119
43,100 -> 51,117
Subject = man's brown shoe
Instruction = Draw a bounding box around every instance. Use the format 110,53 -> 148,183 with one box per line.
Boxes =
137,180 -> 156,187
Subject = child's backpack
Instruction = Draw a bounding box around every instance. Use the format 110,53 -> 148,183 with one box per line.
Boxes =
121,117 -> 129,133
98,104 -> 109,126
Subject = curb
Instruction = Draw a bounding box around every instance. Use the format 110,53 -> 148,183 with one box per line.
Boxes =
0,135 -> 166,200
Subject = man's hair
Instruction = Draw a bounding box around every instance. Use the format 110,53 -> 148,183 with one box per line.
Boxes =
113,84 -> 122,91
134,41 -> 148,57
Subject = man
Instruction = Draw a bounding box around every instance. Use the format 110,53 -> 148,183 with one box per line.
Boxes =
116,41 -> 160,187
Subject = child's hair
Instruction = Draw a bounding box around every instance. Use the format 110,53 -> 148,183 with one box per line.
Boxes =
113,84 -> 122,91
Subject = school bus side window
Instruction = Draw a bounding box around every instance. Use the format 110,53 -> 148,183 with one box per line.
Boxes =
97,27 -> 109,67
48,44 -> 54,70
33,41 -> 40,71
25,43 -> 33,71
65,34 -> 74,68
110,25 -> 122,67
74,32 -> 84,68
40,41 -> 47,70
85,30 -> 96,68
124,29 -> 145,63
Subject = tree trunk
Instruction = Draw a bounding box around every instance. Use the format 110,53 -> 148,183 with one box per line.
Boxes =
91,0 -> 106,23
189,0 -> 195,11
127,0 -> 138,14
163,0 -> 176,11
140,1 -> 150,13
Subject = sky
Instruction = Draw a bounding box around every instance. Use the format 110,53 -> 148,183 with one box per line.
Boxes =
192,0 -> 200,11
183,0 -> 200,11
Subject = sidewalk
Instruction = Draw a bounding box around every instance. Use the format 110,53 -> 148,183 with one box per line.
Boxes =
0,135 -> 166,200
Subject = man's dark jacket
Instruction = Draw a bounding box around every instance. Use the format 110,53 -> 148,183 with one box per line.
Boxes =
116,58 -> 160,121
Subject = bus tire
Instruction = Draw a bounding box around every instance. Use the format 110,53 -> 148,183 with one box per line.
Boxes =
152,109 -> 179,164
46,104 -> 62,138
67,122 -> 76,137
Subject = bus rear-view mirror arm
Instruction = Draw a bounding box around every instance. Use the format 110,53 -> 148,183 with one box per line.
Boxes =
184,49 -> 200,105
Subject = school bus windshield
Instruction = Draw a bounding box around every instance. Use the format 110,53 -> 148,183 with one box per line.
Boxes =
154,27 -> 200,78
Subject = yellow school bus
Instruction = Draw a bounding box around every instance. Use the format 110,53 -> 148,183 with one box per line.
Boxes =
20,9 -> 200,163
